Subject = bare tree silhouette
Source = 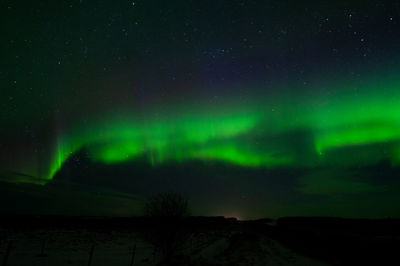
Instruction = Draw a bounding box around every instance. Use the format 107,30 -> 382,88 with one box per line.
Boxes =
143,192 -> 190,262
144,192 -> 189,218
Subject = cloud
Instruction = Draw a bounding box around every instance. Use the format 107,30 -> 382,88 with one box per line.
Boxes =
297,169 -> 377,195
0,180 -> 144,216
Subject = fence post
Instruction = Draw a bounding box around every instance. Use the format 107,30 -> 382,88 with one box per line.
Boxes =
153,247 -> 157,264
37,239 -> 47,257
87,244 -> 95,266
129,243 -> 136,266
2,241 -> 12,266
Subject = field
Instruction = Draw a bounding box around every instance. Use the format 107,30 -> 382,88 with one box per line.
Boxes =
0,216 -> 399,265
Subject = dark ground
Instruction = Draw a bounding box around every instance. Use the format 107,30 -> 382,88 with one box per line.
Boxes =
0,216 -> 399,265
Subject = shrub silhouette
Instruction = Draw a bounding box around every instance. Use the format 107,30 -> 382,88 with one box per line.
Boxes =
144,193 -> 189,218
143,192 -> 190,262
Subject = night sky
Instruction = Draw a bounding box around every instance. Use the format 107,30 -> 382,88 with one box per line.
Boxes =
2,0 -> 400,219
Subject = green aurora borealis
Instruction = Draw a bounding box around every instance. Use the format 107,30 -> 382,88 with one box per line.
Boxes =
30,71 -> 400,184
3,0 -> 400,218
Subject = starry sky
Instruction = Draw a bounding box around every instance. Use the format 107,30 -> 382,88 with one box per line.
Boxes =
2,0 -> 400,219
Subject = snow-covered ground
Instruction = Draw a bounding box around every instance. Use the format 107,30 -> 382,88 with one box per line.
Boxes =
0,230 -> 154,266
180,231 -> 329,266
0,228 -> 329,265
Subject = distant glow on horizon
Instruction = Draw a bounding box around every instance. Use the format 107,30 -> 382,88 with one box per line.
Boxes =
225,214 -> 244,221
